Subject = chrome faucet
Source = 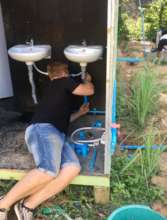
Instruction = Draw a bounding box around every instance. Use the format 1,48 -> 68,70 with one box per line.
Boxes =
26,38 -> 34,47
81,40 -> 87,47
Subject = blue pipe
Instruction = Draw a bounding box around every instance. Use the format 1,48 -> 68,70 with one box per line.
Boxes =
89,109 -> 105,115
117,57 -> 145,63
112,80 -> 116,123
111,80 -> 117,154
89,148 -> 97,174
120,145 -> 161,150
83,96 -> 88,104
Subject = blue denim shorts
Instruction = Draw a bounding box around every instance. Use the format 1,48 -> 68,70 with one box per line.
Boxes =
25,123 -> 81,177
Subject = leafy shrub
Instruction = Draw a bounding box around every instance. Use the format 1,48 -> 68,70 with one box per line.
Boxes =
118,11 -> 129,42
144,0 -> 167,41
118,0 -> 167,41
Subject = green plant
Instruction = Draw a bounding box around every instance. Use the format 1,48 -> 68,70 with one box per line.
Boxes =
111,128 -> 166,206
118,0 -> 167,41
118,0 -> 130,42
0,180 -> 16,196
126,17 -> 143,41
36,185 -> 112,219
118,12 -> 129,42
145,0 -> 167,41
128,65 -> 160,128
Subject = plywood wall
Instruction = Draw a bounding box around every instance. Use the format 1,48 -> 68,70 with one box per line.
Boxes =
1,0 -> 107,112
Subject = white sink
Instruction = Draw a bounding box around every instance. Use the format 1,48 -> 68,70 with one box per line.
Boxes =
64,45 -> 103,66
8,44 -> 51,65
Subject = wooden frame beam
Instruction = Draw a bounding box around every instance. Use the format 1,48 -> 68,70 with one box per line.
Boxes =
0,169 -> 110,187
105,0 -> 119,174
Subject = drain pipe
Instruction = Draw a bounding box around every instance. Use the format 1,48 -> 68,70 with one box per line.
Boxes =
27,65 -> 38,104
28,63 -> 48,104
33,63 -> 48,76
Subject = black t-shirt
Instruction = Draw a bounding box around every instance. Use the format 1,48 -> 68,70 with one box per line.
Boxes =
31,77 -> 80,134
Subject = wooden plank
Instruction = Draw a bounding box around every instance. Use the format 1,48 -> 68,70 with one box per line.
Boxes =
0,169 -> 110,187
72,175 -> 110,187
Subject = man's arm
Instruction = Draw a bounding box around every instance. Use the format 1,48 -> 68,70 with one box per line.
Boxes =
72,73 -> 94,96
70,103 -> 89,122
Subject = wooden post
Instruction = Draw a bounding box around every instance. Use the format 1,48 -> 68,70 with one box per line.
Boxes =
105,0 -> 119,174
94,186 -> 110,204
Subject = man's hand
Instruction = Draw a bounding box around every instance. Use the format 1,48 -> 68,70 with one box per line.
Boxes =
78,103 -> 90,116
73,72 -> 94,96
70,103 -> 90,122
85,73 -> 92,82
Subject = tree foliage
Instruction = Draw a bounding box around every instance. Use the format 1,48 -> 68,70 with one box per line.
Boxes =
118,0 -> 167,41
145,0 -> 167,40
118,2 -> 129,42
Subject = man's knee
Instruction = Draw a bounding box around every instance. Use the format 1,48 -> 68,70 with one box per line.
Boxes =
34,168 -> 55,181
74,166 -> 81,175
61,164 -> 81,177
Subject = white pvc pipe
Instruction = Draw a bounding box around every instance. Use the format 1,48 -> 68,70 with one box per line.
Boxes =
27,65 -> 38,104
33,63 -> 48,76
0,3 -> 13,98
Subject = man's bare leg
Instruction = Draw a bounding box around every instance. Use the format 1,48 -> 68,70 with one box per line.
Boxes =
0,169 -> 53,209
24,165 -> 80,209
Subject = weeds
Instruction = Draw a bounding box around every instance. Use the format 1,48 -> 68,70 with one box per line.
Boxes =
128,65 -> 161,128
36,185 -> 112,219
111,128 -> 166,206
0,180 -> 16,196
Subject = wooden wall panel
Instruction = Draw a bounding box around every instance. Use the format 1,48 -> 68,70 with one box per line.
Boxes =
1,0 -> 107,112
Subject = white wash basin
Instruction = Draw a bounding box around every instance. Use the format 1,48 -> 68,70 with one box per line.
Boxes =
8,44 -> 51,65
64,45 -> 103,65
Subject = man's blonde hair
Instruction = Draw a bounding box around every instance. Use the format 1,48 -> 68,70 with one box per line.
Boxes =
47,61 -> 68,79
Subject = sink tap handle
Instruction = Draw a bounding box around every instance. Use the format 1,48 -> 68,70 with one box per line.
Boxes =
30,38 -> 34,46
26,38 -> 34,46
81,39 -> 87,46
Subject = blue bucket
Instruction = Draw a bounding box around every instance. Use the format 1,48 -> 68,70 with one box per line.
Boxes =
108,205 -> 166,220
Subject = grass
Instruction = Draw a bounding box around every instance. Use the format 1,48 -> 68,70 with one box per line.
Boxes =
0,180 -> 16,196
0,181 -> 112,219
112,61 -> 167,209
35,185 -> 113,219
111,128 -> 166,207
128,65 -> 161,128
